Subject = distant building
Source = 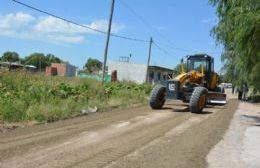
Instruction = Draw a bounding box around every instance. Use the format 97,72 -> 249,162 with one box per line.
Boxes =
45,63 -> 77,77
148,65 -> 174,84
108,61 -> 174,84
24,65 -> 37,72
0,62 -> 23,70
0,62 -> 36,71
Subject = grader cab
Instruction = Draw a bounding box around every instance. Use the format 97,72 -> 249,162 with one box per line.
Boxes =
149,54 -> 226,113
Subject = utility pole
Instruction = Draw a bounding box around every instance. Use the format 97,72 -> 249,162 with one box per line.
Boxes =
101,0 -> 115,85
146,37 -> 153,83
39,60 -> 42,72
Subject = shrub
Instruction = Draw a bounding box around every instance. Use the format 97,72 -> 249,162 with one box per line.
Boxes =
0,71 -> 152,123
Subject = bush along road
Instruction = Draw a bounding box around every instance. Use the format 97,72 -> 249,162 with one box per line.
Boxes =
0,71 -> 151,124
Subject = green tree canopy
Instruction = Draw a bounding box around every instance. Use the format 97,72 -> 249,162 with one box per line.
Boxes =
173,63 -> 187,75
1,51 -> 20,62
173,64 -> 183,76
84,58 -> 102,73
23,53 -> 63,70
46,54 -> 63,64
209,0 -> 260,92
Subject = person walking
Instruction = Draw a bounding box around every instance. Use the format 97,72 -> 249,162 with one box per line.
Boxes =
238,83 -> 243,100
232,84 -> 235,94
242,82 -> 249,101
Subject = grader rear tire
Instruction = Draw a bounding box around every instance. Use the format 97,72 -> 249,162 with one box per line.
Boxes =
150,85 -> 166,109
190,87 -> 207,113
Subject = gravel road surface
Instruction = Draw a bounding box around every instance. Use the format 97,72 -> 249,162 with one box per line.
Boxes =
0,98 -> 238,168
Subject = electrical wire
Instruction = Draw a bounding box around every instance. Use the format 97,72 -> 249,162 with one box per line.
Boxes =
153,41 -> 175,58
155,41 -> 222,55
119,0 -> 222,55
154,41 -> 195,53
119,0 -> 196,52
11,0 -> 221,55
11,0 -> 149,43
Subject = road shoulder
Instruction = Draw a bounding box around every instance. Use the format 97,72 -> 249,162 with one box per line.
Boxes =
207,102 -> 260,168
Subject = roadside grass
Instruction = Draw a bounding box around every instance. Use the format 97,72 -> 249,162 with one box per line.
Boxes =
247,89 -> 260,103
250,94 -> 260,103
0,71 -> 152,123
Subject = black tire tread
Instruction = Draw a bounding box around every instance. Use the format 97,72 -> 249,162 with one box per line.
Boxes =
189,87 -> 207,113
149,85 -> 166,109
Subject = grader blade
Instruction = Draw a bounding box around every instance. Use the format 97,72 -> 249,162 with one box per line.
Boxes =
207,92 -> 227,104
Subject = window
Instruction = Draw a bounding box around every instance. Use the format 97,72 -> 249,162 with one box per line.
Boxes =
163,75 -> 166,81
187,59 -> 208,72
149,71 -> 154,79
157,73 -> 161,80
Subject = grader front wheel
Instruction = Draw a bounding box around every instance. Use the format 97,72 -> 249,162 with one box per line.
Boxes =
190,87 -> 207,113
150,85 -> 166,109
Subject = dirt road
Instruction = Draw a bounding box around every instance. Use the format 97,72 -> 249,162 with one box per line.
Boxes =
0,98 -> 238,168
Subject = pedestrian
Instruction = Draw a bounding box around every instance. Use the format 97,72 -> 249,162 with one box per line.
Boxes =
238,83 -> 243,100
232,83 -> 235,94
242,82 -> 249,101
238,89 -> 242,100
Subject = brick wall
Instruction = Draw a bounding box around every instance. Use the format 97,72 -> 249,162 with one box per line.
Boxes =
45,67 -> 58,76
51,63 -> 67,76
45,63 -> 76,77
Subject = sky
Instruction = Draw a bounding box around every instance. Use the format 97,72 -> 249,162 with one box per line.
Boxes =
0,0 -> 223,71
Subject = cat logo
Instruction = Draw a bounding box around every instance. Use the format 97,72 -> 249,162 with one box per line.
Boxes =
169,83 -> 175,91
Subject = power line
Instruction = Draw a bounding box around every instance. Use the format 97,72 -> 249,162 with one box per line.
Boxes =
11,0 -> 221,56
119,0 -> 222,55
11,0 -> 149,43
119,0 -> 196,52
155,40 -> 222,55
153,41 -> 175,58
154,41 -> 194,53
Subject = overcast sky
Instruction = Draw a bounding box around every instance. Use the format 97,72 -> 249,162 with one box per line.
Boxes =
0,0 -> 223,71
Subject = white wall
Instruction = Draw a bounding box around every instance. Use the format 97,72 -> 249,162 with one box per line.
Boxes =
108,61 -> 147,84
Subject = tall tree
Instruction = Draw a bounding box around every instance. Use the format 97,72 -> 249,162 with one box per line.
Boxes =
1,51 -> 20,62
173,58 -> 187,76
45,54 -> 63,64
84,58 -> 102,73
23,53 -> 47,70
23,53 -> 64,70
209,0 -> 260,91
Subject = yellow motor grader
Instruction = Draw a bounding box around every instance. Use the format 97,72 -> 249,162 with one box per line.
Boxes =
149,54 -> 226,113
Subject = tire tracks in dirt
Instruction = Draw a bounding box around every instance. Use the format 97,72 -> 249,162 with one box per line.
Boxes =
0,100 -> 238,168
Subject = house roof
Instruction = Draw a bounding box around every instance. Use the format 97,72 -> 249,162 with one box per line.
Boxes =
0,62 -> 23,67
148,65 -> 173,72
25,65 -> 37,69
0,62 -> 37,69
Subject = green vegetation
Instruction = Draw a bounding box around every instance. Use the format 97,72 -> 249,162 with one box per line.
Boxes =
209,0 -> 260,92
173,62 -> 187,75
1,51 -> 20,62
22,53 -> 63,70
83,58 -> 103,73
1,51 -> 63,70
0,71 -> 151,123
173,64 -> 182,75
251,95 -> 260,103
